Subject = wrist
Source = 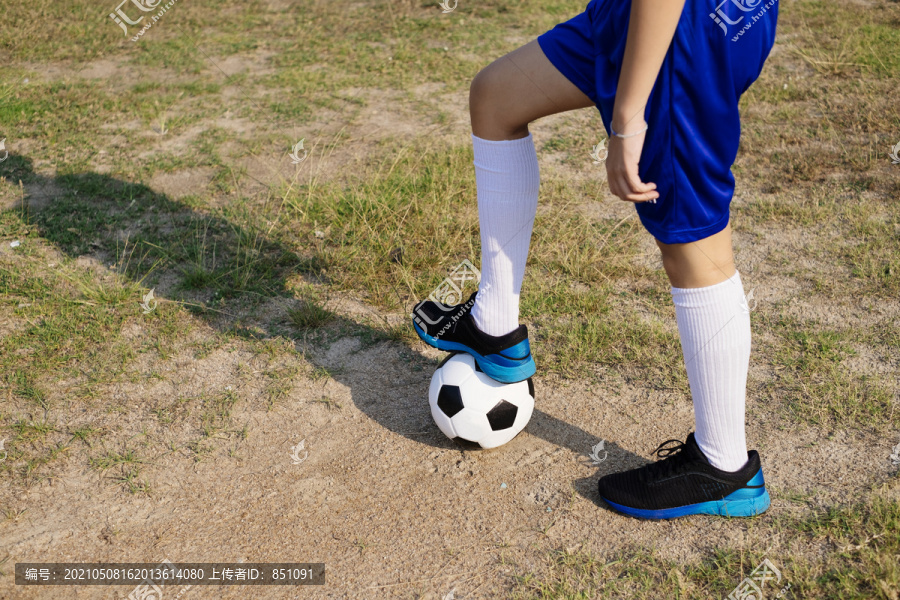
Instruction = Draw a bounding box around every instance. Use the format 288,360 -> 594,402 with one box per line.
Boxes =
609,123 -> 648,139
610,111 -> 647,136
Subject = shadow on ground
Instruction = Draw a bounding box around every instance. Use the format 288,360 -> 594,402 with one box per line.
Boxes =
1,153 -> 642,509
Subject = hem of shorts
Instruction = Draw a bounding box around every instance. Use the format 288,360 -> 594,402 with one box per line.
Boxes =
639,209 -> 731,245
536,33 -> 599,106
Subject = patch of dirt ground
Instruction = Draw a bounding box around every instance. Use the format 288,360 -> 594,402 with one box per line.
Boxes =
1,307 -> 897,599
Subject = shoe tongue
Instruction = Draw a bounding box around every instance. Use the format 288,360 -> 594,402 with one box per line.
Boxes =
684,433 -> 711,465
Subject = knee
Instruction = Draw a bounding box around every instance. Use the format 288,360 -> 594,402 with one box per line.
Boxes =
469,64 -> 526,139
469,66 -> 498,121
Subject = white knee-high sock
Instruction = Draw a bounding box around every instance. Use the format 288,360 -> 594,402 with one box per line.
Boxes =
671,270 -> 752,472
469,133 -> 539,337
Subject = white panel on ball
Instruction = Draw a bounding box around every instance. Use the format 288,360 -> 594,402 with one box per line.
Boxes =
438,351 -> 478,384
452,408 -> 492,441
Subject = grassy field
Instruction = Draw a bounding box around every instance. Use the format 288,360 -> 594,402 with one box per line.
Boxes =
0,0 -> 899,598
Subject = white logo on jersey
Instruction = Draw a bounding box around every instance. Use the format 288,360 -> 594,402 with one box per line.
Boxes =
709,0 -> 764,35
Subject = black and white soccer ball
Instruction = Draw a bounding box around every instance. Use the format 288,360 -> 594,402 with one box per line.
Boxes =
429,352 -> 535,449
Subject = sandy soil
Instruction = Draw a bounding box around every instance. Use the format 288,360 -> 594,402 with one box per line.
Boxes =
2,322 -> 897,599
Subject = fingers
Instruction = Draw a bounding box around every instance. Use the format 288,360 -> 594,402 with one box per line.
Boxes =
625,189 -> 658,203
609,171 -> 658,203
603,128 -> 659,203
623,162 -> 658,203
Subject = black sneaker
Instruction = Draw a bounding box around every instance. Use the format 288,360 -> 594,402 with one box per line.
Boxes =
411,291 -> 536,384
597,432 -> 770,519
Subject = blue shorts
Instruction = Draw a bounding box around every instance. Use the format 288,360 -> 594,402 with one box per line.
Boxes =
538,0 -> 778,244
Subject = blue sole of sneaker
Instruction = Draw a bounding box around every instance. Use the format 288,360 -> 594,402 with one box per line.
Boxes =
601,472 -> 771,520
413,322 -> 536,384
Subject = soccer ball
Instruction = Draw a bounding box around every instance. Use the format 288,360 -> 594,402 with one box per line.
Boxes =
429,352 -> 535,449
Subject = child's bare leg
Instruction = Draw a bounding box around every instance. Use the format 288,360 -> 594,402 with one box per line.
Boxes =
656,224 -> 735,288
469,40 -> 594,142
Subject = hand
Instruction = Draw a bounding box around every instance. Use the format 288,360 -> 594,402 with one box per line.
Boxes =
605,120 -> 659,203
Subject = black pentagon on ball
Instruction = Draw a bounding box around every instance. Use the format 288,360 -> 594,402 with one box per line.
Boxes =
437,385 -> 465,418
527,378 -> 535,398
486,400 -> 518,431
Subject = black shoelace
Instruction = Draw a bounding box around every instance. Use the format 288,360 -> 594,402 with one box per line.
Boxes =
640,439 -> 692,482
